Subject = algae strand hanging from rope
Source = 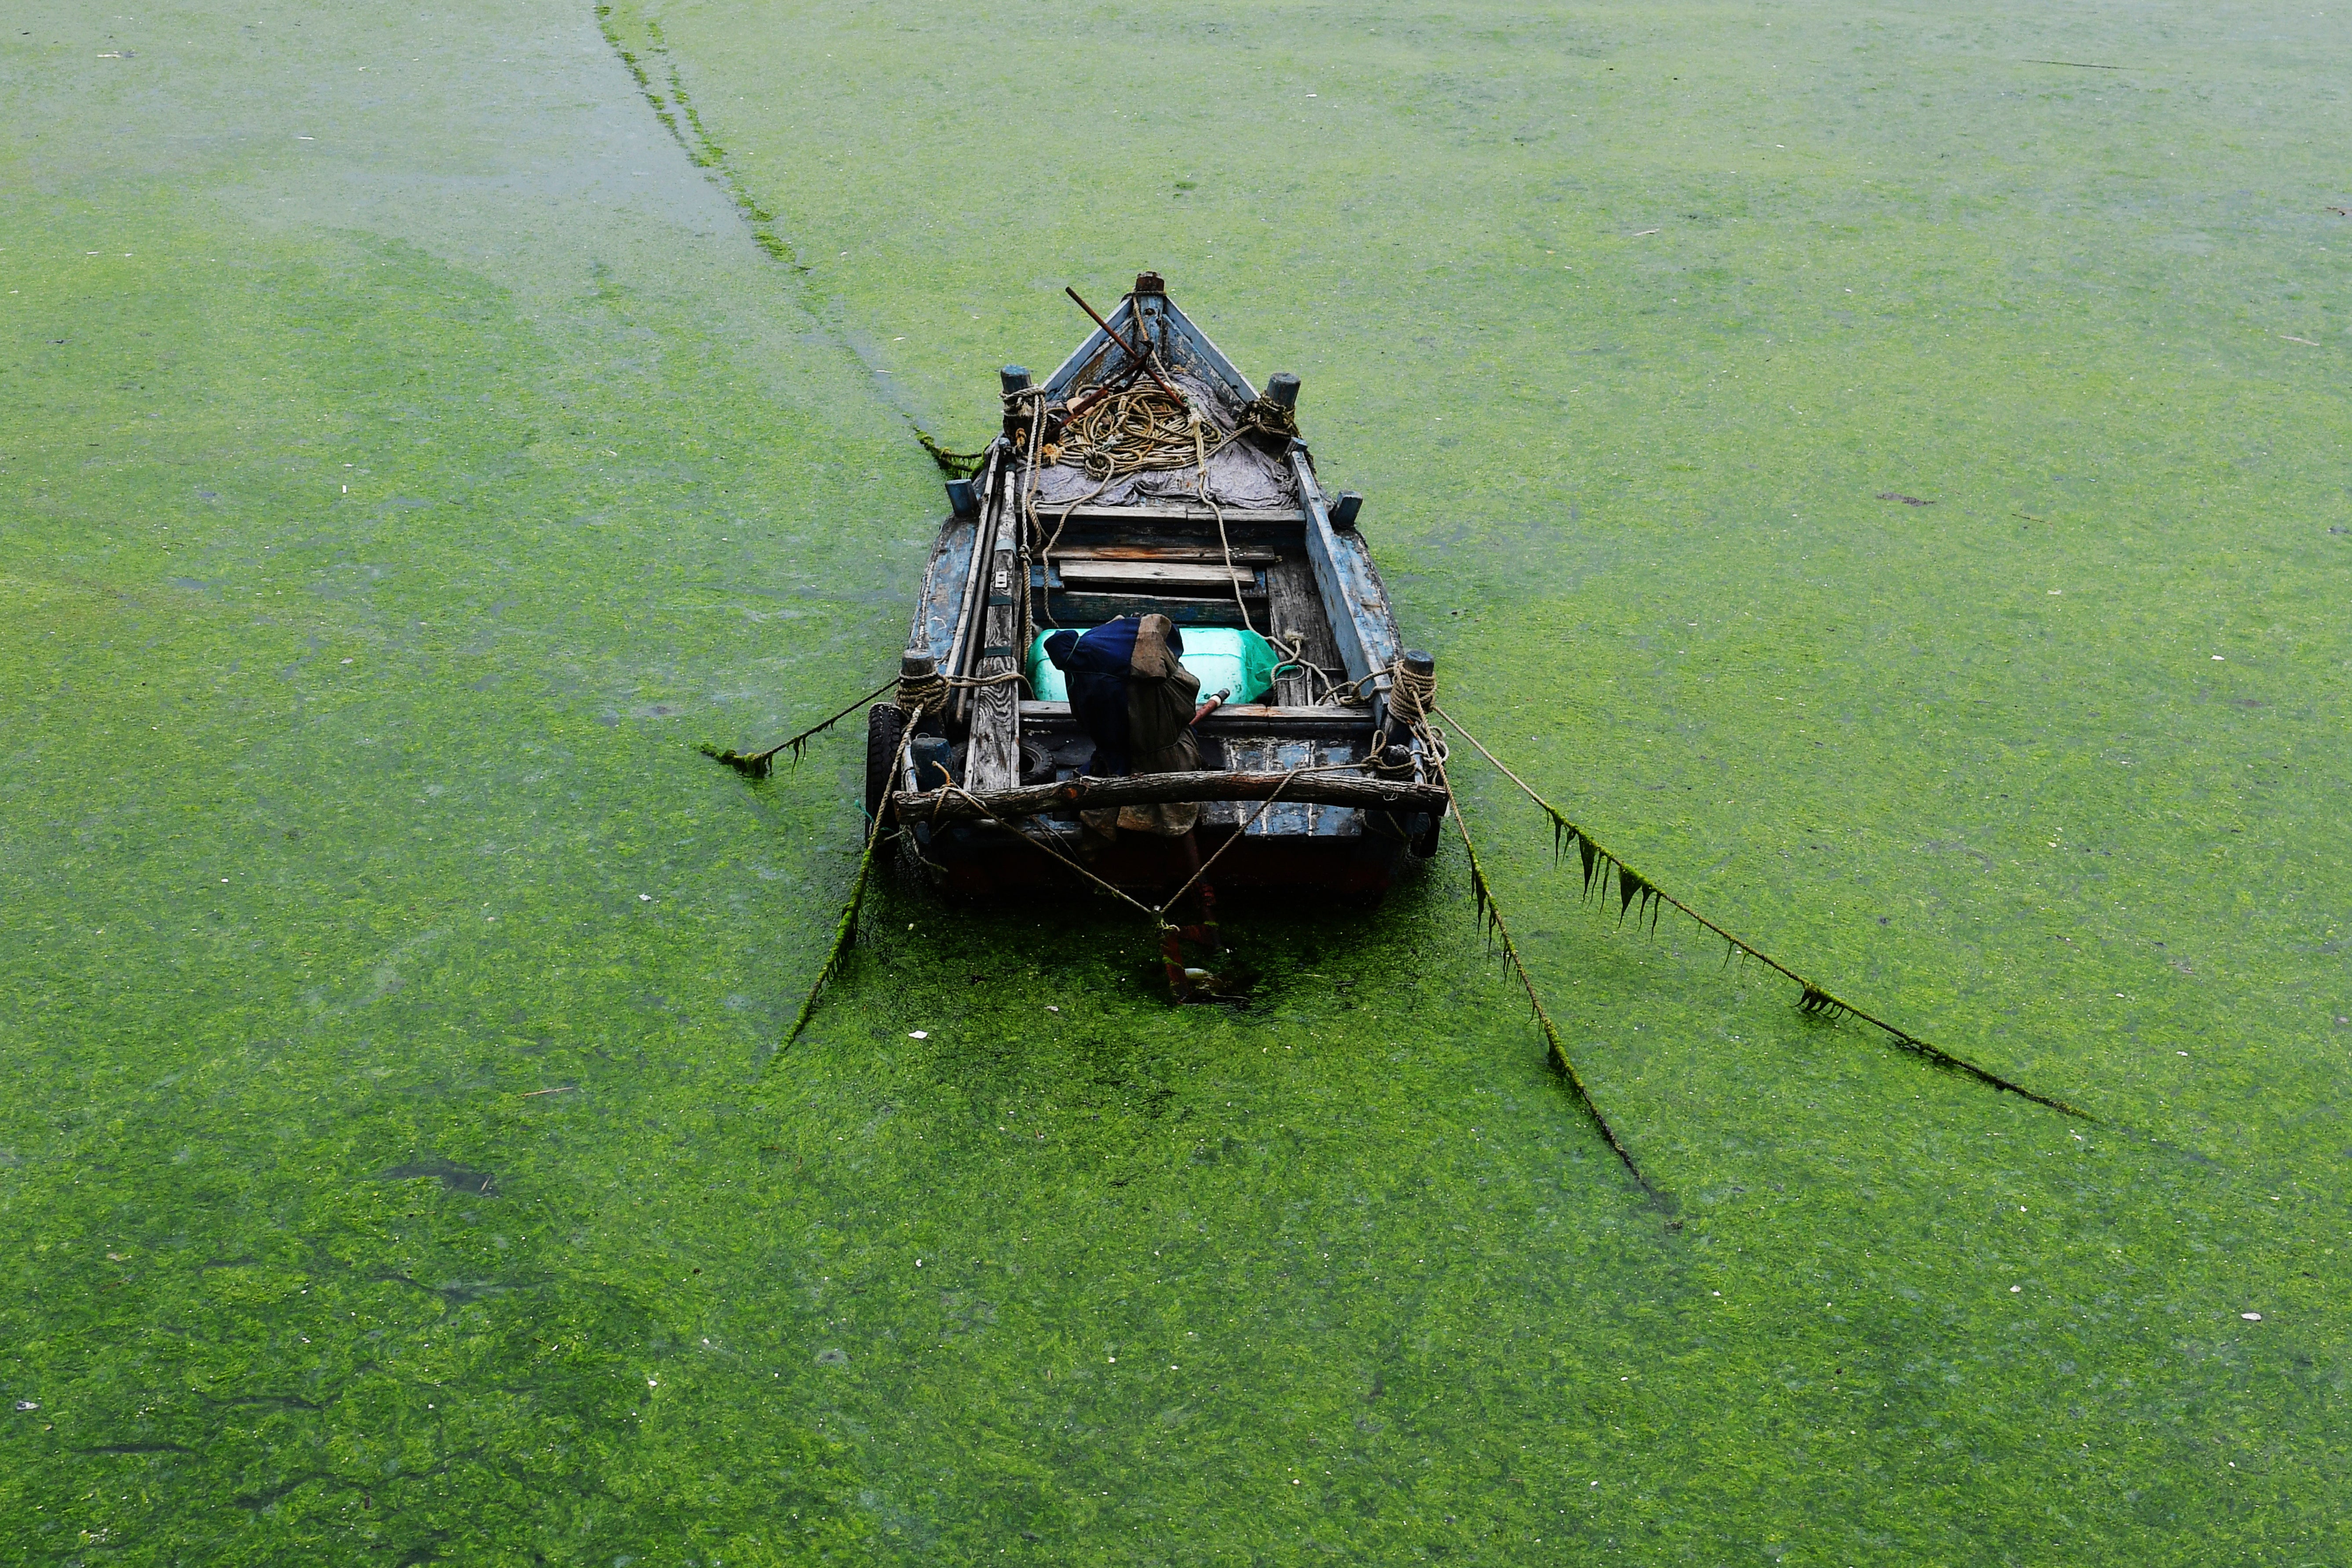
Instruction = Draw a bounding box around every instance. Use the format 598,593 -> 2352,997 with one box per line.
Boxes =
1443,776 -> 1653,1193
1435,705 -> 2089,1120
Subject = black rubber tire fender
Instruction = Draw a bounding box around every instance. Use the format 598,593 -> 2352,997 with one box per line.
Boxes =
1408,810 -> 1442,859
864,703 -> 908,828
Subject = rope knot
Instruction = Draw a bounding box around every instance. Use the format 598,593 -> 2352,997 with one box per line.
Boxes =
896,660 -> 948,717
1386,655 -> 1437,728
1235,394 -> 1300,449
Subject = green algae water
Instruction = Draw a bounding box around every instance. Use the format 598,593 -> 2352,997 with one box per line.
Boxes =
4,0 -> 2348,1559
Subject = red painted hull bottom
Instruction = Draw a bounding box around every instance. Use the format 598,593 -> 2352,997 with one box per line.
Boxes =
912,821 -> 1411,905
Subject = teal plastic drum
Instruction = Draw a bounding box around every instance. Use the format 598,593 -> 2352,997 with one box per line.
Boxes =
1026,625 -> 1280,706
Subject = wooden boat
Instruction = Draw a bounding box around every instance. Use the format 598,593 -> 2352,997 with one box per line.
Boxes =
874,272 -> 1445,908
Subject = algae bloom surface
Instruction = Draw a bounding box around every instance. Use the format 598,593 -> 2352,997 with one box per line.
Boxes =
2,0 -> 2348,1560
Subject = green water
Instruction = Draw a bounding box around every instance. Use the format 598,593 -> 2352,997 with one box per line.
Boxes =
4,0 -> 2347,1559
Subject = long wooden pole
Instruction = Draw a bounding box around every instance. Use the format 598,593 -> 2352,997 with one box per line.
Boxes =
892,769 -> 1444,824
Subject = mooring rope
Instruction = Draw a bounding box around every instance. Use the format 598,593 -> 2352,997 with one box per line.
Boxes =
1386,657 -> 1437,727
775,716 -> 920,1053
697,676 -> 898,778
1054,387 -> 1231,481
896,665 -> 948,718
1433,704 -> 2089,1119
1436,760 -> 1651,1191
1233,393 -> 1300,448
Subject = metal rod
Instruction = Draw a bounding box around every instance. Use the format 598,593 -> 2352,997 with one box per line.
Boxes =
1065,286 -> 1179,399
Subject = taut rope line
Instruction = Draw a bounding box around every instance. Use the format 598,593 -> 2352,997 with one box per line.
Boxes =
1433,704 -> 2089,1119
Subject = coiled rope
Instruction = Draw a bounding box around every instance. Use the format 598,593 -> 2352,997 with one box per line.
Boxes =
895,665 -> 948,718
1386,657 -> 1437,728
1056,387 -> 1233,479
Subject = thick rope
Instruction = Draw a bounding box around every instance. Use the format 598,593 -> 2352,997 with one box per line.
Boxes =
1434,705 -> 2089,1119
1437,762 -> 1651,1191
896,667 -> 948,718
1056,387 -> 1233,480
1234,393 -> 1299,448
1387,658 -> 1436,728
1192,406 -> 1256,634
698,675 -> 898,778
774,717 -> 919,1054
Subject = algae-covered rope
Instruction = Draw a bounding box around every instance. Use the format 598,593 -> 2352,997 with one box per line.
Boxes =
698,676 -> 898,779
701,667 -> 1016,781
1434,705 -> 2089,1119
775,717 -> 920,1053
1437,763 -> 1652,1191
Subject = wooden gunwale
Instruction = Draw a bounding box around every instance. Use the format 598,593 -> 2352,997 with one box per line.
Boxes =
941,442 -> 1005,697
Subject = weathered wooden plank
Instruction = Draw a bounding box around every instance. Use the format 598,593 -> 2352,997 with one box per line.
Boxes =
1045,591 -> 1267,629
913,515 -> 978,665
1250,738 -> 1319,836
893,769 -> 1447,824
1264,554 -> 1340,706
1200,736 -> 1255,827
1056,559 -> 1256,589
1059,544 -> 1280,564
1018,701 -> 1375,736
1039,503 -> 1303,525
1291,448 -> 1400,689
964,521 -> 1024,791
1313,740 -> 1364,837
943,446 -> 1004,690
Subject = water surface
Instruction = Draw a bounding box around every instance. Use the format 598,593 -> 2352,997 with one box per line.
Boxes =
3,0 -> 2347,1560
